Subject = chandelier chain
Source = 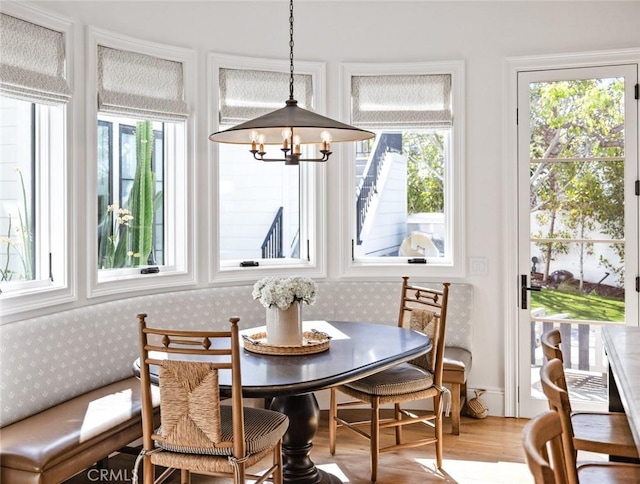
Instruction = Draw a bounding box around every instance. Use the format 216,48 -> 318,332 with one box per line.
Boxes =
289,0 -> 295,101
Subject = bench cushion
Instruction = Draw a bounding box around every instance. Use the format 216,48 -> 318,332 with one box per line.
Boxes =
443,346 -> 472,385
0,377 -> 159,484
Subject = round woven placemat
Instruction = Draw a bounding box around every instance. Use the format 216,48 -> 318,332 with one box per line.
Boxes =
242,330 -> 331,355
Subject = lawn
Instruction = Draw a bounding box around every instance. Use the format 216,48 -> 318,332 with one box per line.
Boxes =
530,288 -> 625,322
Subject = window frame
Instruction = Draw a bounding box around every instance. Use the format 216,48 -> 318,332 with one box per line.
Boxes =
0,3 -> 75,319
207,53 -> 327,284
86,26 -> 196,298
338,61 -> 466,279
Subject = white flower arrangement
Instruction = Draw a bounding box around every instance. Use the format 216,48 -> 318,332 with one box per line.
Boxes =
252,276 -> 318,311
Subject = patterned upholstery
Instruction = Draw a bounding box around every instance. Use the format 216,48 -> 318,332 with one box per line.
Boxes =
158,406 -> 289,456
344,363 -> 434,396
0,281 -> 473,427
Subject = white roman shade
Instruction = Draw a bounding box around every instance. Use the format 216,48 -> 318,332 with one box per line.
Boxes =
0,13 -> 71,104
219,68 -> 313,125
98,45 -> 188,121
352,74 -> 452,129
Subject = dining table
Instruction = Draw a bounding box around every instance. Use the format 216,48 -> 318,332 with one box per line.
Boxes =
134,319 -> 432,484
602,325 -> 640,456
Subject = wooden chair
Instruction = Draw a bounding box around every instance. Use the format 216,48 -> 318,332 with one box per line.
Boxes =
540,330 -> 638,460
136,314 -> 288,484
538,360 -> 640,484
329,277 -> 450,482
522,410 -> 571,484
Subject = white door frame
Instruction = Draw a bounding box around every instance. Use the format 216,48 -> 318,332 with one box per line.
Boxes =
503,48 -> 640,418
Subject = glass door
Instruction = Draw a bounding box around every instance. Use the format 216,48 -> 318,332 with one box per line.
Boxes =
517,64 -> 639,417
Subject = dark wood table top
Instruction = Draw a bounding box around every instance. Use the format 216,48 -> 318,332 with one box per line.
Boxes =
136,320 -> 432,398
602,325 -> 640,455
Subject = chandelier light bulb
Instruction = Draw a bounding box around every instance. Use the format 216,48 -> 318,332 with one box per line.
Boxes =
320,130 -> 332,151
250,130 -> 259,151
282,128 -> 292,150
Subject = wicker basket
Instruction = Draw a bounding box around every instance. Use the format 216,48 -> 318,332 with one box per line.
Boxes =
242,330 -> 331,356
467,389 -> 489,419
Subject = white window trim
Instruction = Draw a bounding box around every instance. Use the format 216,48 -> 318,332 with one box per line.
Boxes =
0,2 -> 75,320
338,60 -> 466,280
86,27 -> 196,298
207,53 -> 327,285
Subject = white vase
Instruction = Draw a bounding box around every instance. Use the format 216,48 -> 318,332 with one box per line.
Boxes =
266,301 -> 303,346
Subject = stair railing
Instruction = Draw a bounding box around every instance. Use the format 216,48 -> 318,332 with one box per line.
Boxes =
355,132 -> 402,245
261,206 -> 283,258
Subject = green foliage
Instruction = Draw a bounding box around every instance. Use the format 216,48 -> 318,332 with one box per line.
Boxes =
403,132 -> 445,214
129,120 -> 155,266
98,120 -> 156,269
529,78 -> 625,285
530,287 -> 624,322
98,205 -> 135,269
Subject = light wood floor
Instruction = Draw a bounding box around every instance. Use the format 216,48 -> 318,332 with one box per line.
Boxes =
68,412 -> 534,484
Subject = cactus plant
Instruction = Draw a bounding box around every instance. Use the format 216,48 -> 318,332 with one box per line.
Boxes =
98,120 -> 155,269
128,120 -> 155,266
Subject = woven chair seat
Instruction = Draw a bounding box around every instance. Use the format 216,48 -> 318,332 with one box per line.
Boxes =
343,362 -> 434,396
150,445 -> 275,473
156,406 -> 288,456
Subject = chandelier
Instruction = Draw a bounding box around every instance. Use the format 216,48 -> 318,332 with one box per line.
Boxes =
208,0 -> 374,165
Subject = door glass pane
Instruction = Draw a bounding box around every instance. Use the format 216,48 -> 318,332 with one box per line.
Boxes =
528,77 -> 625,405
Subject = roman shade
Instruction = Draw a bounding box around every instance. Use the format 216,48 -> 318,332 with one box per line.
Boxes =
0,13 -> 71,104
352,74 -> 452,129
219,67 -> 312,126
97,45 -> 188,121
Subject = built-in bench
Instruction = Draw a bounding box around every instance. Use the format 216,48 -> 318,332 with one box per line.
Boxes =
0,378 -> 159,484
0,281 -> 473,483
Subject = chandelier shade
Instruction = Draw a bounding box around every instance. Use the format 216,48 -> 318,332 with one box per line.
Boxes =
208,0 -> 374,164
209,99 -> 374,145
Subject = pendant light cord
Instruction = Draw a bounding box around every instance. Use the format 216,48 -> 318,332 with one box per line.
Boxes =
289,0 -> 295,101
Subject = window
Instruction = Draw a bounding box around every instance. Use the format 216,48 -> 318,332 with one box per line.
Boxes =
209,55 -> 326,281
0,98 -> 65,287
88,28 -> 195,296
340,62 -> 465,278
0,8 -> 73,316
97,116 -> 166,269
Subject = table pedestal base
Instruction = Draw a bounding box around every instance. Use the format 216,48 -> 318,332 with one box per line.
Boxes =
271,393 -> 342,484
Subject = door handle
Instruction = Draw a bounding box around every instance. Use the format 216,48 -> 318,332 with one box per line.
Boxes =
521,274 -> 541,310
